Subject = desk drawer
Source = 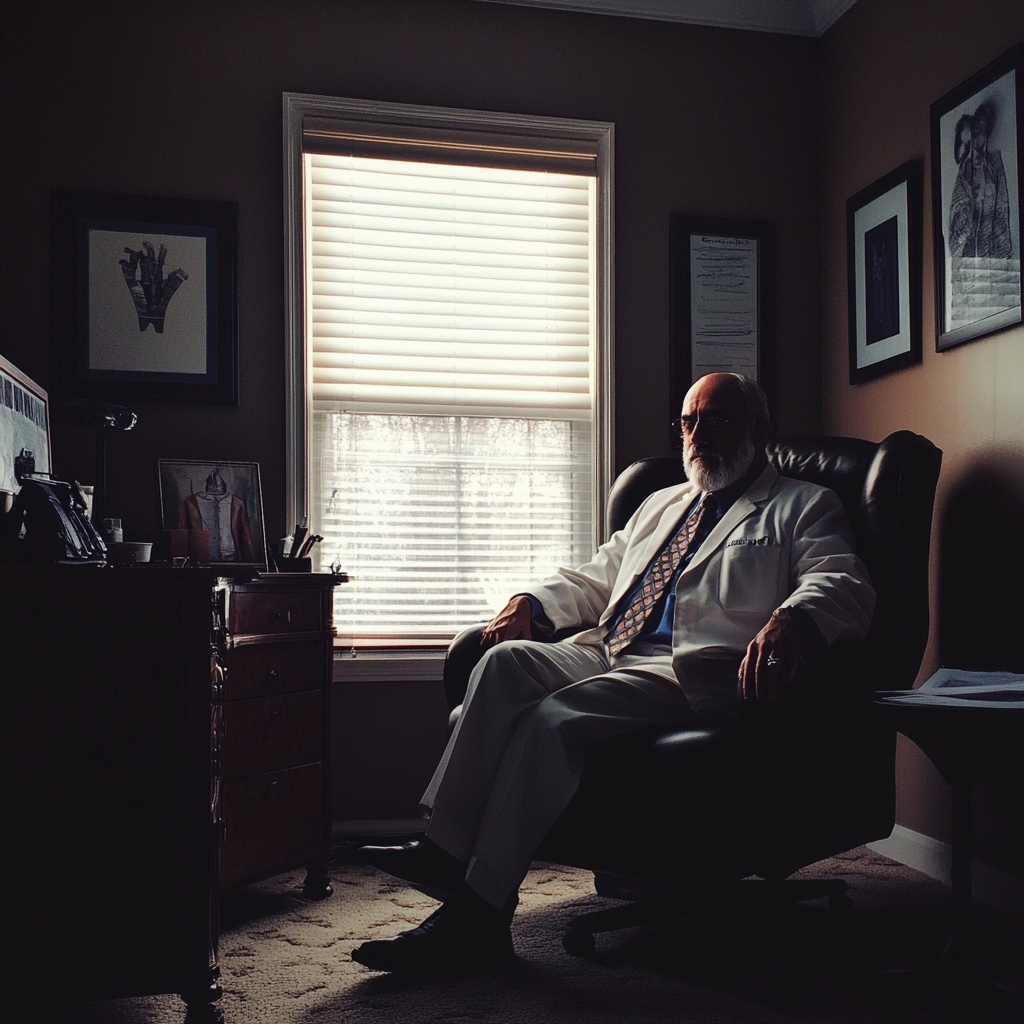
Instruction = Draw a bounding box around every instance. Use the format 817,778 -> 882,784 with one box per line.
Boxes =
221,691 -> 322,778
227,589 -> 322,636
219,764 -> 323,886
223,640 -> 323,700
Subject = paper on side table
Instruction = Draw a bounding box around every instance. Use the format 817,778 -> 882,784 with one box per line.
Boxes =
879,667 -> 1024,709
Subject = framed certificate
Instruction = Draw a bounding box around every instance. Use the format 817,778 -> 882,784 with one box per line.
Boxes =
669,215 -> 776,434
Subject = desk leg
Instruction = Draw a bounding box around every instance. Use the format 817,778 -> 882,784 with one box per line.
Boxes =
946,736 -> 972,969
303,861 -> 334,901
181,968 -> 224,1024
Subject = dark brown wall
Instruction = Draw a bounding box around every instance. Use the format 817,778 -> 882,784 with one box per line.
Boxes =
821,0 -> 1024,875
1,0 -> 821,548
4,1 -> 1020,871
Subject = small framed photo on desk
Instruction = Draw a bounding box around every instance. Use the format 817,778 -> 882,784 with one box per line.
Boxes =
157,459 -> 267,568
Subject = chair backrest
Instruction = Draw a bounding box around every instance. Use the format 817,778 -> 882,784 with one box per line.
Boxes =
605,431 -> 942,691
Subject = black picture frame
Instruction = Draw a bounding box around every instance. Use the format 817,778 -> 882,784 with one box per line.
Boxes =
930,44 -> 1022,352
51,190 -> 238,404
669,215 -> 776,436
847,160 -> 923,384
157,458 -> 267,569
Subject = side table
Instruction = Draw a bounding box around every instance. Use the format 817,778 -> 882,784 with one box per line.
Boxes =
874,693 -> 1023,1017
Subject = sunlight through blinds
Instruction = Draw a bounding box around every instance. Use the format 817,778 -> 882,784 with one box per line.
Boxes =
305,154 -> 596,641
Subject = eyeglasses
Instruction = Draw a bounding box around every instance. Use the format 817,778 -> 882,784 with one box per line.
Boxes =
671,414 -> 753,439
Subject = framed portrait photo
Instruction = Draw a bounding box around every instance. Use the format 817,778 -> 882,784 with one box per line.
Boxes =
669,215 -> 776,436
847,160 -> 923,384
930,44 -> 1022,351
52,190 -> 238,404
157,459 -> 267,568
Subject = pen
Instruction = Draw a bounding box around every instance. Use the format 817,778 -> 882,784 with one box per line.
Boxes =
297,534 -> 320,559
290,518 -> 308,557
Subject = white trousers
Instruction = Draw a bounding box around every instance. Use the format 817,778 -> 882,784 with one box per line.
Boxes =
420,639 -> 698,908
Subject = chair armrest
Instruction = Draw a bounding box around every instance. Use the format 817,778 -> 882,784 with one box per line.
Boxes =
443,625 -> 487,711
651,726 -> 734,761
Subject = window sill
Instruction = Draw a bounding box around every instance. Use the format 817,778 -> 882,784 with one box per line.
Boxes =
332,646 -> 446,682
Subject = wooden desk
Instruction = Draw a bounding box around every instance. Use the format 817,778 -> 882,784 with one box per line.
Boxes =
1,567 -> 337,1023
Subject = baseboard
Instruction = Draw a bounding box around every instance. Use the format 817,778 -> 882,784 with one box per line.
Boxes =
868,824 -> 1024,920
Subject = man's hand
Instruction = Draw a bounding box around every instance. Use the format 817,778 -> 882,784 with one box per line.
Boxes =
480,595 -> 534,649
738,606 -> 807,704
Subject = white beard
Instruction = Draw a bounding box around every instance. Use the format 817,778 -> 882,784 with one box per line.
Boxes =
683,431 -> 757,492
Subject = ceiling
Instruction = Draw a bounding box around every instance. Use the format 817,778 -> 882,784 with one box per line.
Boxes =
473,0 -> 858,37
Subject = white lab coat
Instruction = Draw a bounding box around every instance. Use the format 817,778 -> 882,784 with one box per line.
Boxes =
530,462 -> 876,669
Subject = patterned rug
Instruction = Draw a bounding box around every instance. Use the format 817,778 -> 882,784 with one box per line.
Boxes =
53,848 -> 1020,1023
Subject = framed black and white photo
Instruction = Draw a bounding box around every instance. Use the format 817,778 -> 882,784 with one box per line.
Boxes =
930,44 -> 1022,351
1,353 -> 51,495
669,215 -> 776,433
847,160 -> 923,384
52,190 -> 238,404
158,459 -> 266,568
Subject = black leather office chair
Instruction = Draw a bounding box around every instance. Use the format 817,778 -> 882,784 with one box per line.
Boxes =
443,431 -> 942,953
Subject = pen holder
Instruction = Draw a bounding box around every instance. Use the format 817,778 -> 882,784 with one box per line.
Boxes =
274,555 -> 312,572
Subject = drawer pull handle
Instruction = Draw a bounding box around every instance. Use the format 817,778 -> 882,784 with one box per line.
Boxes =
269,668 -> 280,680
269,710 -> 281,721
271,610 -> 292,623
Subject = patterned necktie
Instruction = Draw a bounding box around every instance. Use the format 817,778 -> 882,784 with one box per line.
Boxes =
605,494 -> 715,656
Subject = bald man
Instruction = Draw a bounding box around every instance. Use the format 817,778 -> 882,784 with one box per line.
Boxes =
352,373 -> 875,974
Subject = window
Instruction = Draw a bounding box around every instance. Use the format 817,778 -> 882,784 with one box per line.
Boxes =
284,95 -> 613,645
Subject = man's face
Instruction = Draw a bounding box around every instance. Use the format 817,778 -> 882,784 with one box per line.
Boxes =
680,374 -> 767,491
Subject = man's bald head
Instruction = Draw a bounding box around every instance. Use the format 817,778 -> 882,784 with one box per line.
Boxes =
679,373 -> 771,492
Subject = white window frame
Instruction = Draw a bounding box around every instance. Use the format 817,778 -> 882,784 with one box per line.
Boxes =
282,92 -> 615,576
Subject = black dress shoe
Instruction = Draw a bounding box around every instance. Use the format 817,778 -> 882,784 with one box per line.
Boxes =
357,838 -> 465,901
351,899 -> 515,974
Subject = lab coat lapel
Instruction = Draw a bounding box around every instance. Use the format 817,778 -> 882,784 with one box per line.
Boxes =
680,463 -> 779,579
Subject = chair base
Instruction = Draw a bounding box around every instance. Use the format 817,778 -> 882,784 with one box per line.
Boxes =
563,876 -> 853,957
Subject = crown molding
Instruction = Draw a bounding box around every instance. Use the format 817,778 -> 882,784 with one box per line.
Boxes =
473,0 -> 857,37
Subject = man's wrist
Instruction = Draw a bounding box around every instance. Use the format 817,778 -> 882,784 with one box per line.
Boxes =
773,604 -> 824,646
516,594 -> 555,637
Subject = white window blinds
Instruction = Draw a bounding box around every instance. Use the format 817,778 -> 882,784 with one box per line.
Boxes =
305,155 -> 595,419
306,154 -> 597,642
285,96 -> 612,646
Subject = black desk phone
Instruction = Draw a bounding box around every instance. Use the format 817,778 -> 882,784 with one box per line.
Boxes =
0,449 -> 106,565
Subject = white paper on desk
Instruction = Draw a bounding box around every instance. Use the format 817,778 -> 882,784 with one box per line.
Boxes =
919,667 -> 1024,694
879,668 -> 1024,709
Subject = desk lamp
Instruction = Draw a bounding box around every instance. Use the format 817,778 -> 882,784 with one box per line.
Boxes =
60,400 -> 137,525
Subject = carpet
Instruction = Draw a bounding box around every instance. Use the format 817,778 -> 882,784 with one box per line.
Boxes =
47,847 -> 1021,1023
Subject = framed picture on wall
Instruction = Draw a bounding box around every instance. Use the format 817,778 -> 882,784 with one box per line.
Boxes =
51,190 -> 239,404
1,352 -> 51,496
847,160 -> 923,384
930,44 -> 1022,352
669,215 -> 776,437
157,459 -> 267,568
